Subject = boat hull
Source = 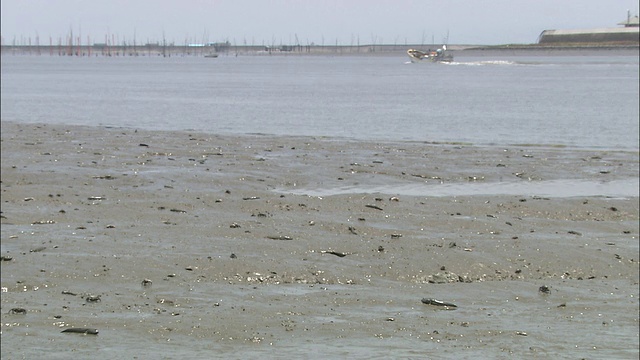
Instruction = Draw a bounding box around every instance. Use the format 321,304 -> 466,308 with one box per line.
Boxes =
407,48 -> 453,63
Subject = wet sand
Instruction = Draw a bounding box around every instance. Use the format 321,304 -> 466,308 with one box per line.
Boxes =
1,121 -> 638,358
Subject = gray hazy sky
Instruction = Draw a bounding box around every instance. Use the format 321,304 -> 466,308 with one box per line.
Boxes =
1,0 -> 638,46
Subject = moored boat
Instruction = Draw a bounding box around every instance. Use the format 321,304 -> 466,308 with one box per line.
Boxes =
407,45 -> 453,63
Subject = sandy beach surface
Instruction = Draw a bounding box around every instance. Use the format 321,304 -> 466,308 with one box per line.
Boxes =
1,121 -> 638,359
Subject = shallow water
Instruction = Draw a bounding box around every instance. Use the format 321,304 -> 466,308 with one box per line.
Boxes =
281,178 -> 640,198
1,53 -> 638,150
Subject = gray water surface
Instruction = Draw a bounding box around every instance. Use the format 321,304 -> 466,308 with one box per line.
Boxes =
2,54 -> 638,150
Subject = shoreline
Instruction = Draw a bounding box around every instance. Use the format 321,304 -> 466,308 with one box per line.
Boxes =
3,120 -> 639,154
2,42 -> 638,58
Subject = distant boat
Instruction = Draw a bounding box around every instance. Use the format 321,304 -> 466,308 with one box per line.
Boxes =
407,45 -> 453,63
204,53 -> 219,58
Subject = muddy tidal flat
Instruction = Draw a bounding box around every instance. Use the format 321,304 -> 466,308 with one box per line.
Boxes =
1,122 -> 638,359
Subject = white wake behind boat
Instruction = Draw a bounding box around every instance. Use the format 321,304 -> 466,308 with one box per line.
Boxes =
407,45 -> 453,63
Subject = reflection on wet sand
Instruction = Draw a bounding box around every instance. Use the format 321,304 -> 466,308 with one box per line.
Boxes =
281,178 -> 639,198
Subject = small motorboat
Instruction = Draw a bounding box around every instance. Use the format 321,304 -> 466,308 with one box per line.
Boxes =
407,45 -> 453,63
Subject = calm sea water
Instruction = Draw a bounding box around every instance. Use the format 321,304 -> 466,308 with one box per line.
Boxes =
1,53 -> 639,150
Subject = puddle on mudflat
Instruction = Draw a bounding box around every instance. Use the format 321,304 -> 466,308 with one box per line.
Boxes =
279,178 -> 639,198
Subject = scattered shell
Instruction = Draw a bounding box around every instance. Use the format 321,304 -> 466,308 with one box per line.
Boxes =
61,328 -> 99,335
31,220 -> 55,225
365,204 -> 383,211
320,250 -> 349,257
538,285 -> 551,294
427,271 -> 466,284
421,298 -> 457,308
267,235 -> 293,240
85,295 -> 101,303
